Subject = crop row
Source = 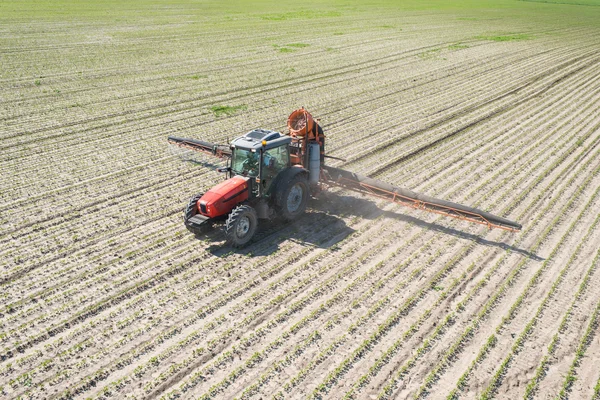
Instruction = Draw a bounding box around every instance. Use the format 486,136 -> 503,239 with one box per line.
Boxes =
557,297 -> 600,399
191,114 -> 592,398
351,49 -> 600,177
18,70 -> 576,398
151,218 -> 436,397
476,189 -> 600,399
2,31 -> 486,149
3,32 -> 588,205
523,245 -> 600,399
428,61 -> 600,205
6,210 -> 361,398
374,129 -> 600,398
438,148 -> 600,397
437,134 -> 600,394
28,201 -> 400,398
169,136 -> 540,398
219,65 -> 600,396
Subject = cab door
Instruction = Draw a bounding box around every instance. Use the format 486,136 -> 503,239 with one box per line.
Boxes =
262,145 -> 290,194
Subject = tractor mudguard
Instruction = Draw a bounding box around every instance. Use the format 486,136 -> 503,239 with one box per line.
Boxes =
269,166 -> 308,208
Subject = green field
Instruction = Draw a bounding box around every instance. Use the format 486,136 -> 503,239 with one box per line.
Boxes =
2,0 -> 600,399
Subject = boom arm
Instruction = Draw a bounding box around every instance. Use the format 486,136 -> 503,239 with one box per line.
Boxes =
322,166 -> 521,232
168,136 -> 232,158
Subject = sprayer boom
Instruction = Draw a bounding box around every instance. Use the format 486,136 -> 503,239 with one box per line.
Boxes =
322,166 -> 521,232
168,136 -> 232,158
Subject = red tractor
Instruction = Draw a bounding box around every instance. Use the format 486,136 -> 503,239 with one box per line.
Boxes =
169,108 -> 521,247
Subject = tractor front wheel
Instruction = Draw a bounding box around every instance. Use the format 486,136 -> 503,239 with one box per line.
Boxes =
225,205 -> 258,247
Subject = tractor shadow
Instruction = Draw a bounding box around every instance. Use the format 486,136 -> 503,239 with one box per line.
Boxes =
203,210 -> 354,257
202,192 -> 543,262
169,146 -> 226,170
182,158 -> 224,170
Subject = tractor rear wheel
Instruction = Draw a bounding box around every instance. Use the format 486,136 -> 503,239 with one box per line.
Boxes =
225,205 -> 258,247
278,175 -> 309,221
184,193 -> 209,235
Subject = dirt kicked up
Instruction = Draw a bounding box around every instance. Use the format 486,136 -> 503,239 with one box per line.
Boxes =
1,0 -> 600,398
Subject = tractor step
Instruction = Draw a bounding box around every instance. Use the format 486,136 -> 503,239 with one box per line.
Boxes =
188,214 -> 211,227
185,213 -> 213,235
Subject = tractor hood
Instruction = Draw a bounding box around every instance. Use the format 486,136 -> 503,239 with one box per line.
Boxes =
198,176 -> 250,218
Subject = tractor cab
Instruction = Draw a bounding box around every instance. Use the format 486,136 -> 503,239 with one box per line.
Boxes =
230,129 -> 292,196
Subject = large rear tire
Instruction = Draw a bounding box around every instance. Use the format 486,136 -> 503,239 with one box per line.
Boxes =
183,193 -> 210,235
225,205 -> 258,247
277,175 -> 309,221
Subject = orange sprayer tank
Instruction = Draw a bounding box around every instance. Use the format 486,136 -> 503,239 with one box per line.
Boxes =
287,108 -> 315,137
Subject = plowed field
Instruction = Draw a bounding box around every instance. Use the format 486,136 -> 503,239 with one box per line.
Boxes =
2,0 -> 600,398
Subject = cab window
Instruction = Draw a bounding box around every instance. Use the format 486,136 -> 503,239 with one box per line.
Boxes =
231,148 -> 259,177
263,145 -> 289,191
264,146 -> 289,170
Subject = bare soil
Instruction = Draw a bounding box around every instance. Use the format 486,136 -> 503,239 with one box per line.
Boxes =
2,1 -> 600,399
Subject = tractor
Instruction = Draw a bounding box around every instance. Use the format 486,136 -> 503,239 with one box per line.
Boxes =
169,108 -> 521,247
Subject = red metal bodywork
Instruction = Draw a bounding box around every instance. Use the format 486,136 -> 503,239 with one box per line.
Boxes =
197,176 -> 250,218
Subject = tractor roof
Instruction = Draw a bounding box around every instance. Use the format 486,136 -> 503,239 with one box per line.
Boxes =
231,129 -> 291,151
